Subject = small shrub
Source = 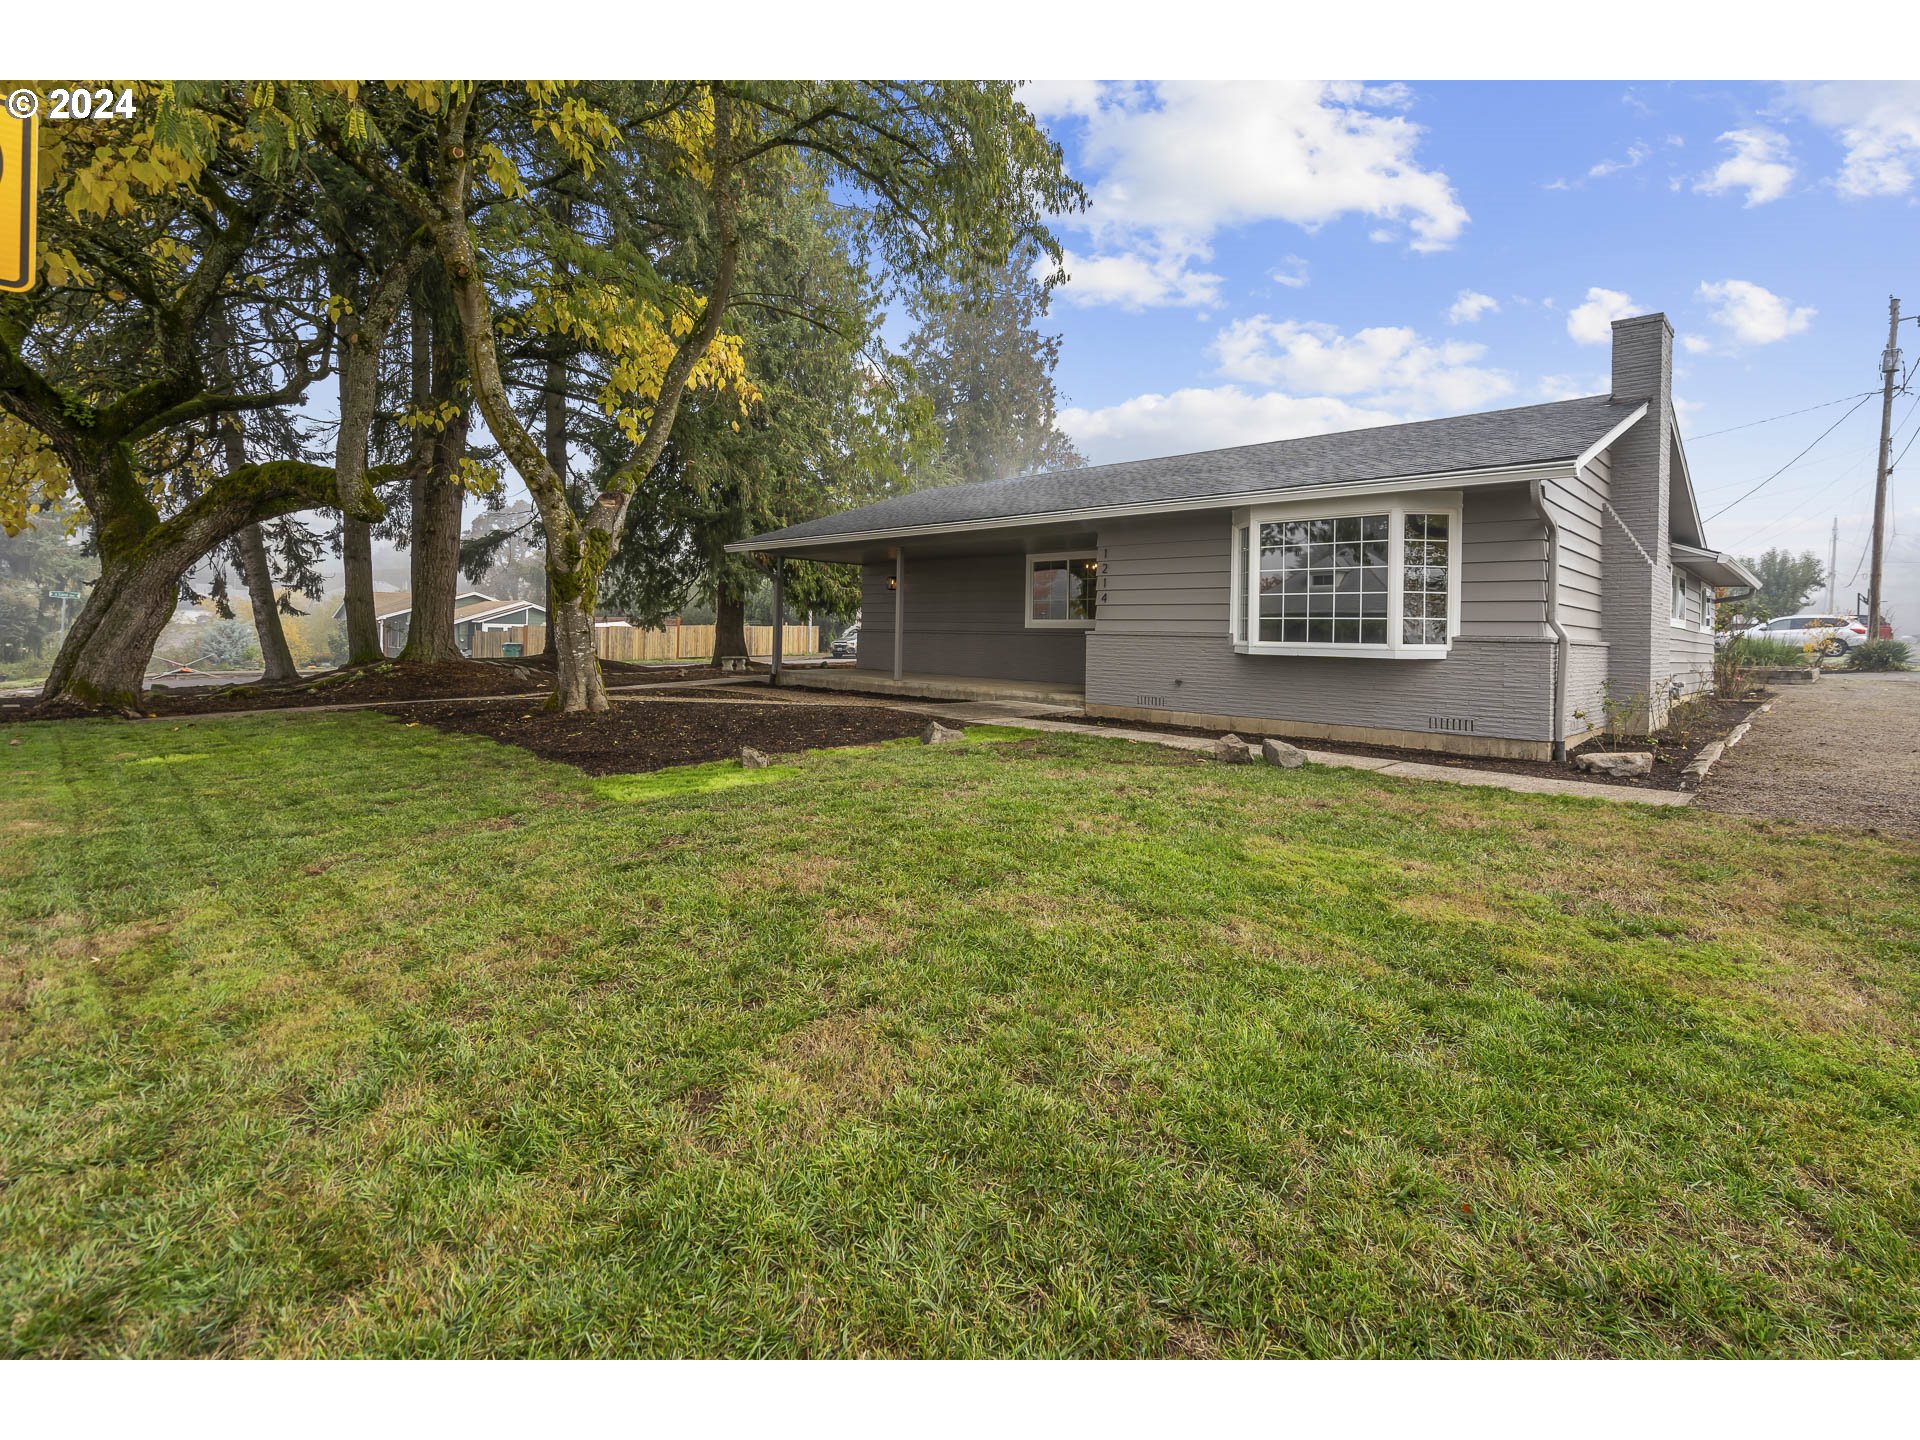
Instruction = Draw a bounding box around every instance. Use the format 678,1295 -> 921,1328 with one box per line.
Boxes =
1714,633 -> 1809,694
1846,639 -> 1911,672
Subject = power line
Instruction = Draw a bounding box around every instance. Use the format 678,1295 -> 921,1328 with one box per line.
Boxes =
1731,395 -> 1920,562
1847,524 -> 1872,587
1704,391 -> 1881,521
1892,408 -> 1920,474
1688,389 -> 1881,441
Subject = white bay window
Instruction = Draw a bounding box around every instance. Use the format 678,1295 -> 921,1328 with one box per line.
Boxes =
1229,492 -> 1462,657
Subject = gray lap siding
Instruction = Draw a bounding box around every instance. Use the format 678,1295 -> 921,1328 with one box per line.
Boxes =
856,551 -> 1087,686
1086,492 -> 1557,745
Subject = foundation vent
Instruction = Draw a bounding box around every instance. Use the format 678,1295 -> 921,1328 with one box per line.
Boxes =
1426,715 -> 1476,734
1135,693 -> 1169,709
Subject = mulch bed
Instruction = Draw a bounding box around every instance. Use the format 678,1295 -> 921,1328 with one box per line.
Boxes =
378,697 -> 933,775
1,656 -> 747,721
1075,694 -> 1768,790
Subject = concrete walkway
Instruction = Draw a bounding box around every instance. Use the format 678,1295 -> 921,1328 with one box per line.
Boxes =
888,701 -> 1692,806
731,686 -> 1689,807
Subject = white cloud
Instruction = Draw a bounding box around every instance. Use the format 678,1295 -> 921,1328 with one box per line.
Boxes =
1270,255 -> 1309,289
1538,373 -> 1611,402
1679,332 -> 1714,355
1447,290 -> 1499,325
1787,81 -> 1920,197
1697,279 -> 1815,346
1049,246 -> 1222,310
1060,387 -> 1402,466
1566,287 -> 1639,346
1020,79 -> 1106,120
1211,316 -> 1514,414
1044,81 -> 1469,311
1588,143 -> 1651,178
1060,310 -> 1518,466
1694,128 -> 1796,206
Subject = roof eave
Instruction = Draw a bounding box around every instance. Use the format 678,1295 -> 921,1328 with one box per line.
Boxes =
726,457 -> 1582,556
1673,543 -> 1760,590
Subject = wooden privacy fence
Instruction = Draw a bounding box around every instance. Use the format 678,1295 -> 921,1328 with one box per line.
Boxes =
470,622 -> 819,663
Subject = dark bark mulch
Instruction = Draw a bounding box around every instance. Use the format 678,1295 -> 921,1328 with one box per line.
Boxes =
1076,695 -> 1768,790
379,697 -> 932,775
0,657 -> 746,721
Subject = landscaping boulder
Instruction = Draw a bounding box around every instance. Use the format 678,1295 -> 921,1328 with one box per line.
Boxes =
1260,737 -> 1308,769
1574,750 -> 1652,778
922,721 -> 966,745
1209,733 -> 1253,763
739,746 -> 771,770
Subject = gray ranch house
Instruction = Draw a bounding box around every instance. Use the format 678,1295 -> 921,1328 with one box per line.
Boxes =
731,313 -> 1757,760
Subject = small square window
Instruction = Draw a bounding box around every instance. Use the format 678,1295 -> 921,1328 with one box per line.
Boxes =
1028,555 -> 1097,624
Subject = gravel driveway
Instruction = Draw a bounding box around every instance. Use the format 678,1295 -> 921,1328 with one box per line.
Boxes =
1695,671 -> 1920,838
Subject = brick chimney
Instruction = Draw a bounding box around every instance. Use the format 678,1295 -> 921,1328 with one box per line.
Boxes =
1602,313 -> 1675,728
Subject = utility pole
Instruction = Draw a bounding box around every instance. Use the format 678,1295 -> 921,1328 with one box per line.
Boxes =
1828,517 -> 1837,612
1868,295 -> 1901,638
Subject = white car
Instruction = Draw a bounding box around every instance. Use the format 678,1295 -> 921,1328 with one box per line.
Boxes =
1736,612 -> 1870,657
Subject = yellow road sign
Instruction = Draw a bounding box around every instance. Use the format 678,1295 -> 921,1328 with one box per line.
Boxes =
0,112 -> 37,293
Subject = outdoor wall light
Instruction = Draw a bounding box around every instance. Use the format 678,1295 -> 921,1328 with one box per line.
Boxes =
886,575 -> 897,591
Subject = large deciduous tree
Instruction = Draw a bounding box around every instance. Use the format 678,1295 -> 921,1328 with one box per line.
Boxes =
0,85 -> 428,709
312,80 -> 1080,711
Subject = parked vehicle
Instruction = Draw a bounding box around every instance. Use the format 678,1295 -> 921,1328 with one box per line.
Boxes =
1732,612 -> 1870,657
830,625 -> 860,659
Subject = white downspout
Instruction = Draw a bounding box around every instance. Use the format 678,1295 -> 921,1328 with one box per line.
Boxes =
1534,479 -> 1570,763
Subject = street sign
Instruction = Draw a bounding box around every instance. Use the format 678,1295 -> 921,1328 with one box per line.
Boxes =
0,108 -> 37,294
47,590 -> 78,600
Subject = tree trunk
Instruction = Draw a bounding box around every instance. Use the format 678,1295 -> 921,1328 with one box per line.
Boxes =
37,456 -> 355,711
712,582 -> 748,667
236,524 -> 299,682
342,517 -> 382,663
398,304 -> 467,665
548,590 -> 607,711
397,451 -> 465,662
205,315 -> 300,686
540,338 -> 567,662
39,556 -> 180,711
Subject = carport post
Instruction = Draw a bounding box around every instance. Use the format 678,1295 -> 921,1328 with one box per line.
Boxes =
770,556 -> 786,687
893,547 -> 905,681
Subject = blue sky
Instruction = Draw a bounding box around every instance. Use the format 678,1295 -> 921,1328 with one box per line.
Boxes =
1019,80 -> 1920,620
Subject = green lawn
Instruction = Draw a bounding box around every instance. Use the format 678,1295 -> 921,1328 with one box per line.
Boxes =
3,711 -> 1918,1358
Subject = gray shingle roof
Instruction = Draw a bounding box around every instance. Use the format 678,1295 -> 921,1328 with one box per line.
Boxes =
736,393 -> 1639,549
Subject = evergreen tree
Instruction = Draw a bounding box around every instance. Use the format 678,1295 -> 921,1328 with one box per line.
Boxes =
904,245 -> 1084,485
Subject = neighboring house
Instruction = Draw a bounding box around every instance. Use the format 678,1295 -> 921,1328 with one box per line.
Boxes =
453,597 -> 549,654
730,313 -> 1758,760
330,589 -> 497,657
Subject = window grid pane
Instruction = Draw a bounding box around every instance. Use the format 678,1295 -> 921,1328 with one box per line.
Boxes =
1030,557 -> 1097,623
1257,512 -> 1390,645
1400,512 -> 1450,646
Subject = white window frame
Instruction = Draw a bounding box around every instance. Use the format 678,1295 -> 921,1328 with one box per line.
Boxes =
1670,571 -> 1712,632
1229,490 -> 1463,659
1023,550 -> 1099,630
